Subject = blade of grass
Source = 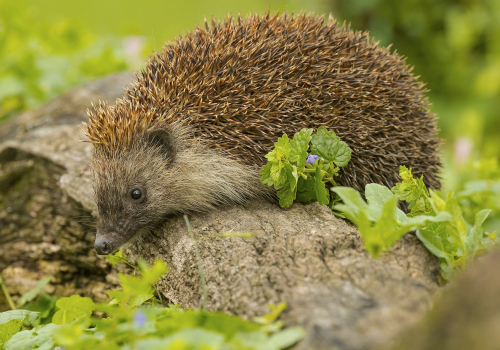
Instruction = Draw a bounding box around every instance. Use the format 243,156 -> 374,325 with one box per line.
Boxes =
183,215 -> 207,310
0,273 -> 16,310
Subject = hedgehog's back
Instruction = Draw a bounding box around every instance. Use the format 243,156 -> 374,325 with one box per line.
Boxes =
129,13 -> 441,192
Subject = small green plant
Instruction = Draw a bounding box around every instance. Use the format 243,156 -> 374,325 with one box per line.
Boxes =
0,253 -> 304,350
392,166 -> 497,280
260,128 -> 497,279
332,166 -> 497,280
331,184 -> 451,258
260,127 -> 351,208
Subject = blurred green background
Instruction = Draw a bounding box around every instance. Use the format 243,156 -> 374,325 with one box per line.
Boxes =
1,0 -> 499,195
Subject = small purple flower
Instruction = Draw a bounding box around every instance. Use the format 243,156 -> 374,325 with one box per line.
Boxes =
306,154 -> 319,164
133,311 -> 147,327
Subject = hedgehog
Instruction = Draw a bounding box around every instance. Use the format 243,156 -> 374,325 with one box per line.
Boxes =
85,12 -> 441,255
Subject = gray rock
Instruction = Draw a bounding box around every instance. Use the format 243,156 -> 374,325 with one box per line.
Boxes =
0,73 -> 442,350
124,201 -> 440,350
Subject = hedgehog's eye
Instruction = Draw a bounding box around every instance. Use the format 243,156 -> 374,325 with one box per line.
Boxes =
131,189 -> 142,200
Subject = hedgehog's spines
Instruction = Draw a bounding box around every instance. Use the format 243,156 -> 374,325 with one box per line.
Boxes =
86,12 -> 441,192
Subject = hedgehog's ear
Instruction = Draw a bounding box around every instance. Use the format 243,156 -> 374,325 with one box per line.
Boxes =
146,128 -> 175,159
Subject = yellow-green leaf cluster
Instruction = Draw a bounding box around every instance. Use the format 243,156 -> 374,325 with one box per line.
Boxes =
260,127 -> 352,208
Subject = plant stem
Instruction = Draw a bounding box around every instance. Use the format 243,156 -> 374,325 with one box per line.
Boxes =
183,215 -> 207,310
0,274 -> 16,310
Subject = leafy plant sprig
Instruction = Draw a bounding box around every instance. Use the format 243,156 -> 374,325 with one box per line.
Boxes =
332,165 -> 497,279
392,166 -> 497,280
331,184 -> 451,258
260,127 -> 352,208
0,255 -> 304,350
260,130 -> 498,280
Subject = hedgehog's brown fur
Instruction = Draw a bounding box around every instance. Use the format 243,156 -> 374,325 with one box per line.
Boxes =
85,12 -> 441,254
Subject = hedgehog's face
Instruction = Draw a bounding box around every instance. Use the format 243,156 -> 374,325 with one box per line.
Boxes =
90,124 -> 263,255
92,129 -> 180,255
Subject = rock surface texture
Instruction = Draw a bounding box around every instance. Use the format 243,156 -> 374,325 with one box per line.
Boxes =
125,203 -> 441,350
0,73 -> 443,350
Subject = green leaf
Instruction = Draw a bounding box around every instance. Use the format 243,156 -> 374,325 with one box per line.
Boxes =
52,295 -> 95,325
416,223 -> 452,260
0,310 -> 40,326
260,163 -> 274,186
465,209 -> 492,263
134,328 -> 225,349
268,326 -> 306,349
438,192 -> 467,254
253,303 -> 287,325
232,331 -> 269,349
310,127 -> 351,167
289,128 -> 313,166
5,324 -> 61,350
53,323 -> 84,347
17,277 -> 52,308
295,176 -> 317,204
155,309 -> 259,337
266,134 -> 290,163
24,294 -> 57,323
417,190 -> 496,280
108,289 -> 152,308
332,185 -> 452,258
314,166 -> 329,205
363,197 -> 405,257
330,187 -> 370,222
270,162 -> 286,186
365,183 -> 406,221
0,319 -> 23,347
391,166 -> 433,216
457,177 -> 500,227
105,249 -> 129,266
274,134 -> 291,160
137,260 -> 167,283
233,327 -> 304,350
110,259 -> 168,308
284,163 -> 298,192
416,226 -> 455,279
55,328 -> 108,350
277,183 -> 296,208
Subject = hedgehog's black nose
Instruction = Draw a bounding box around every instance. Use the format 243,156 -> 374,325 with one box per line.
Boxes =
94,237 -> 112,255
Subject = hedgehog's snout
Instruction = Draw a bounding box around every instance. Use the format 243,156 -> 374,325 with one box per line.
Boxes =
94,236 -> 113,255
